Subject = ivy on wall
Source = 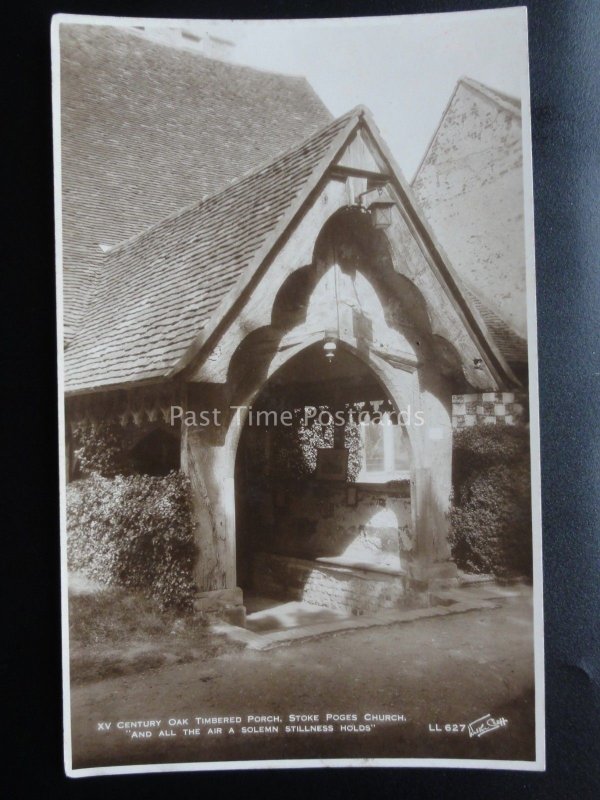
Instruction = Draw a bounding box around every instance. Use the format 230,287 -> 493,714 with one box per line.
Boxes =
270,405 -> 363,482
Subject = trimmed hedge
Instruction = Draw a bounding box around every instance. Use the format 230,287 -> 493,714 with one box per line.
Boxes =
67,471 -> 197,609
449,424 -> 532,578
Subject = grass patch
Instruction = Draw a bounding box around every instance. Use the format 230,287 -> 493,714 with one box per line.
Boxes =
70,587 -> 191,646
69,582 -> 242,685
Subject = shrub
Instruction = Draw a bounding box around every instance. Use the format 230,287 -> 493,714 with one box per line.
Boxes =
449,424 -> 532,578
73,421 -> 131,478
67,471 -> 197,609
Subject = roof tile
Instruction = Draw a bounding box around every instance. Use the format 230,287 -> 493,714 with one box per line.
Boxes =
60,24 -> 332,341
64,110 -> 358,392
462,286 -> 528,363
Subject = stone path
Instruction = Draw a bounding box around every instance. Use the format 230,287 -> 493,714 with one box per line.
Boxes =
215,582 -> 525,651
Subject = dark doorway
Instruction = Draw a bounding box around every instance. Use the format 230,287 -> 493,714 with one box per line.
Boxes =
129,427 -> 180,476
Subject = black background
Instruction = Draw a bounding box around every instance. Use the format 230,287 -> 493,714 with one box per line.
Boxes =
3,1 -> 599,797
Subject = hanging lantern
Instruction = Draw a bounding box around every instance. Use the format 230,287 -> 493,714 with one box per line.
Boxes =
358,184 -> 396,229
323,338 -> 337,363
370,200 -> 395,229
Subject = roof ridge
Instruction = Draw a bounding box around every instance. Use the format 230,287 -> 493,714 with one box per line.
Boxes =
217,104 -> 361,184
104,107 -> 363,258
60,19 -> 334,345
458,76 -> 521,116
120,24 -> 324,84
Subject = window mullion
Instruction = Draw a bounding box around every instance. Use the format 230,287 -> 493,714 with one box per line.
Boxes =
383,415 -> 394,473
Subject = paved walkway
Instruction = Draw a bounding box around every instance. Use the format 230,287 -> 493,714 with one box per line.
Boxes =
244,593 -> 351,633
219,581 -> 525,650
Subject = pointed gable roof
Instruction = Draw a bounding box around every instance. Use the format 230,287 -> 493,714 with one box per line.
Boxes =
64,107 -> 519,394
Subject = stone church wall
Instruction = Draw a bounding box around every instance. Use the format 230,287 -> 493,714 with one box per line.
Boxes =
245,480 -> 414,613
248,480 -> 413,567
412,80 -> 526,338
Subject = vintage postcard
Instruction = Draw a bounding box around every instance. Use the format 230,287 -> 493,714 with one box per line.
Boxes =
52,9 -> 544,776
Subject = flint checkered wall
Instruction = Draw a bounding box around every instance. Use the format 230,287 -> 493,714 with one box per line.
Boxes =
451,393 -> 527,428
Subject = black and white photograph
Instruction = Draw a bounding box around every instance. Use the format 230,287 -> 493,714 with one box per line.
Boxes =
52,9 -> 544,776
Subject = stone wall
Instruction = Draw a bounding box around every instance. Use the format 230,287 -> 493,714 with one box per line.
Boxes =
452,392 -> 527,428
252,552 -> 406,615
412,79 -> 526,338
244,479 -> 414,574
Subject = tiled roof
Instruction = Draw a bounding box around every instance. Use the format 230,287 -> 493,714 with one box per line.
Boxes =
64,110 -> 359,393
59,24 -> 332,341
462,286 -> 528,364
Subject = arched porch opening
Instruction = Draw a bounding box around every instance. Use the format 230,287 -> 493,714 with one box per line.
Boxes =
183,203 -> 461,622
234,340 -> 415,619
